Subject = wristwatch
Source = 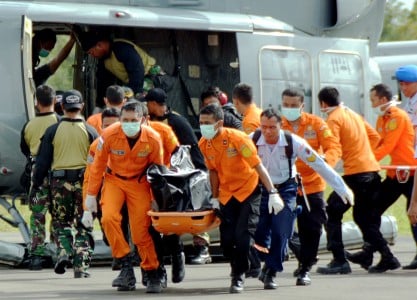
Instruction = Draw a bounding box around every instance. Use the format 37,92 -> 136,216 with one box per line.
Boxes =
269,188 -> 278,194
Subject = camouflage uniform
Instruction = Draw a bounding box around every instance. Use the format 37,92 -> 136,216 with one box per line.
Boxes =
50,176 -> 93,274
29,177 -> 51,256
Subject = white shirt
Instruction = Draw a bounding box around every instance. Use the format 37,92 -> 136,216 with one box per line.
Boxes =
404,92 -> 417,126
256,130 -> 350,198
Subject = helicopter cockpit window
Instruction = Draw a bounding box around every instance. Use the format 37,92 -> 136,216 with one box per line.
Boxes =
259,47 -> 312,113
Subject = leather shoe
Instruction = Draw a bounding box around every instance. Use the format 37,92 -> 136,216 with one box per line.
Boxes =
296,271 -> 311,286
402,254 -> 417,270
316,260 -> 351,275
29,255 -> 43,271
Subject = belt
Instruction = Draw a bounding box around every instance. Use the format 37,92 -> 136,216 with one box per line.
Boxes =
273,177 -> 296,189
106,167 -> 140,181
51,169 -> 85,181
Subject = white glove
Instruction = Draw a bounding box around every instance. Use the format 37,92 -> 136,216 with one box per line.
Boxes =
85,194 -> 97,213
210,198 -> 220,210
268,193 -> 284,215
81,211 -> 94,229
340,188 -> 355,206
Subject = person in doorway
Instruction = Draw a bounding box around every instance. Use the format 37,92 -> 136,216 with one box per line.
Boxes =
32,29 -> 75,87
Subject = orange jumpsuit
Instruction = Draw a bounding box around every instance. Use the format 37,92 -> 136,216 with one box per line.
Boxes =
282,112 -> 342,195
326,106 -> 380,175
87,122 -> 163,270
198,127 -> 261,205
87,113 -> 103,135
148,121 -> 179,166
374,106 -> 417,178
242,103 -> 262,134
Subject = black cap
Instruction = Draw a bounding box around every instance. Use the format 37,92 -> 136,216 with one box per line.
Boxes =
144,88 -> 167,104
62,90 -> 83,110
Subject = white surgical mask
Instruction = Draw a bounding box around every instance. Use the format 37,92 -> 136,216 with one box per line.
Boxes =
320,106 -> 337,115
372,102 -> 394,116
121,121 -> 141,137
281,107 -> 301,121
200,123 -> 218,140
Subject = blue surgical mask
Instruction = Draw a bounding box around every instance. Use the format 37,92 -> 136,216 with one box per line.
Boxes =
39,48 -> 50,58
200,123 -> 218,140
121,121 -> 141,137
281,107 -> 301,121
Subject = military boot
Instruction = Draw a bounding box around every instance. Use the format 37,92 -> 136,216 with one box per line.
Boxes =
171,252 -> 185,283
260,267 -> 277,290
146,269 -> 163,293
54,254 -> 70,275
346,242 -> 374,270
189,245 -> 212,265
112,255 -> 136,291
29,255 -> 43,271
368,246 -> 400,273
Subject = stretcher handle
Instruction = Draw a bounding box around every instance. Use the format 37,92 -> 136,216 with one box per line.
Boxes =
380,165 -> 416,183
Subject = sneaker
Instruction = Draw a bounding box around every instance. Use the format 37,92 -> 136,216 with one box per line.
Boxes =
316,260 -> 351,275
230,275 -> 244,293
296,271 -> 311,286
189,245 -> 212,265
74,269 -> 91,278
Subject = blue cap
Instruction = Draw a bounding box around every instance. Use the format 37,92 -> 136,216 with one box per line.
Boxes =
395,65 -> 417,82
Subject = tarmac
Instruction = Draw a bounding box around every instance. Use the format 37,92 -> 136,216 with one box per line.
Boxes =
0,234 -> 417,300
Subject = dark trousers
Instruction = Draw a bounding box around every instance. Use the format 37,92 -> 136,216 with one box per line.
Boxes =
374,176 -> 417,243
326,172 -> 384,262
220,187 -> 260,276
297,191 -> 327,269
255,181 -> 298,272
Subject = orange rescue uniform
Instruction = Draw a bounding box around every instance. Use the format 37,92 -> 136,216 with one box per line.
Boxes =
374,106 -> 417,178
326,106 -> 380,175
242,103 -> 262,134
198,127 -> 261,205
282,112 -> 342,195
148,120 -> 179,166
86,113 -> 103,135
87,122 -> 163,270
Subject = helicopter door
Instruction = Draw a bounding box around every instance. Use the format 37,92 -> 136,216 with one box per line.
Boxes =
21,15 -> 35,120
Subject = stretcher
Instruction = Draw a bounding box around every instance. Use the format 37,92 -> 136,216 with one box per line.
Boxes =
380,165 -> 417,183
147,209 -> 221,235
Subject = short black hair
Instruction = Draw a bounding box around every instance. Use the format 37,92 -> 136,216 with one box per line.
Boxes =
36,84 -> 56,107
318,87 -> 341,107
121,100 -> 144,115
200,89 -> 219,103
371,83 -> 393,101
282,88 -> 304,103
101,107 -> 121,121
34,29 -> 57,44
105,85 -> 125,105
200,103 -> 224,121
232,83 -> 253,105
260,108 -> 282,123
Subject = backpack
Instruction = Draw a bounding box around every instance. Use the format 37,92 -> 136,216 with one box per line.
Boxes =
252,129 -> 293,180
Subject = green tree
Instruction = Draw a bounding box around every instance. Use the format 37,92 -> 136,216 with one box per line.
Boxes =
381,0 -> 417,41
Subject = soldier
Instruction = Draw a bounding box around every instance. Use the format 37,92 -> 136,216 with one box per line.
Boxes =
20,85 -> 60,270
32,90 -> 98,278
